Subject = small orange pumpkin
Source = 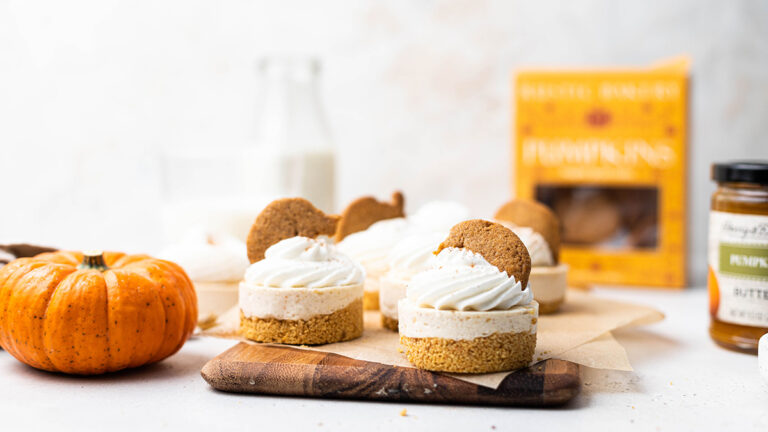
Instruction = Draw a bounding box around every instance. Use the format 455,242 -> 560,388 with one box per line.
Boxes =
0,250 -> 197,374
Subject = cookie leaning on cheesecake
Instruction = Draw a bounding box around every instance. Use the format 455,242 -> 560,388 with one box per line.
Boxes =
398,219 -> 539,373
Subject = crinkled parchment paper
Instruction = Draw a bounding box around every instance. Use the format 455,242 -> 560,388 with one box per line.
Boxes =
202,290 -> 662,389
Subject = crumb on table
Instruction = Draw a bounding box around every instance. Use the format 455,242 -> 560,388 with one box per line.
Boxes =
400,409 -> 407,417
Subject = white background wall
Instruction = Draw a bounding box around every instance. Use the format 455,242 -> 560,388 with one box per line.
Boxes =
1,0 -> 767,285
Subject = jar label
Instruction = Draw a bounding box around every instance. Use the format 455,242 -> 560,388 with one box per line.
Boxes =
709,211 -> 768,326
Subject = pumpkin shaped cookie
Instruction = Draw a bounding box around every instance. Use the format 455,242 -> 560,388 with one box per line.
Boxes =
334,191 -> 405,242
246,198 -> 340,263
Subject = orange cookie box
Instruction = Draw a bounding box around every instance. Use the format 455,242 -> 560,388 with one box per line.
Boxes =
513,57 -> 689,288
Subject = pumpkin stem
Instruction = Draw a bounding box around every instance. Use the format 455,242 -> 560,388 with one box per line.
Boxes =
78,250 -> 108,271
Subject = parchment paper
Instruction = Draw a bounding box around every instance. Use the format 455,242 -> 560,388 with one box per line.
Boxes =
202,290 -> 662,389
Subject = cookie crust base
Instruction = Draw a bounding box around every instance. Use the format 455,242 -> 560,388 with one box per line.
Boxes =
529,264 -> 567,314
400,331 -> 536,373
195,280 -> 239,326
363,290 -> 379,311
240,298 -> 363,345
537,297 -> 565,314
381,315 -> 398,332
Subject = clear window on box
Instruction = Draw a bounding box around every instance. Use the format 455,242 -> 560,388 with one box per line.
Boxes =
535,185 -> 659,250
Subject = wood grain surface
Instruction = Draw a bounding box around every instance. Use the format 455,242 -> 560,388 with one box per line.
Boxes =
201,342 -> 580,407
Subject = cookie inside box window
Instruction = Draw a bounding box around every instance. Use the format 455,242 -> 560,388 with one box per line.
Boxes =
536,185 -> 659,249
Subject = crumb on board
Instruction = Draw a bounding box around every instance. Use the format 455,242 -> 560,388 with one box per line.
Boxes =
400,409 -> 407,417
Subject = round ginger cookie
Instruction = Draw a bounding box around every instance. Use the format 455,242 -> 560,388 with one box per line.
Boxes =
437,219 -> 531,287
246,198 -> 340,263
334,191 -> 405,242
555,192 -> 620,245
494,199 -> 561,263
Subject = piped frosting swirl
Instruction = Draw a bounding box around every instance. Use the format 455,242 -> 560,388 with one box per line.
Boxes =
243,236 -> 364,288
507,226 -> 554,267
387,232 -> 446,279
160,231 -> 249,282
336,218 -> 410,278
407,247 -> 533,311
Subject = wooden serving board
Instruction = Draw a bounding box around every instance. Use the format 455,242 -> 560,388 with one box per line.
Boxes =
201,342 -> 580,406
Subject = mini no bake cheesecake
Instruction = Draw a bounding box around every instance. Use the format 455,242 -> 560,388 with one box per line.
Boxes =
160,230 -> 249,328
379,231 -> 445,331
496,200 -> 568,314
240,198 -> 365,345
399,220 -> 538,373
336,192 -> 407,310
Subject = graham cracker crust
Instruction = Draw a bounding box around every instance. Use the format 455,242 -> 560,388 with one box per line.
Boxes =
537,297 -> 564,314
363,290 -> 379,311
400,331 -> 537,373
381,315 -> 398,332
240,299 -> 363,345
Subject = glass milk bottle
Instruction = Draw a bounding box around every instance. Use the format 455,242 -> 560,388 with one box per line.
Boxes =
246,56 -> 336,213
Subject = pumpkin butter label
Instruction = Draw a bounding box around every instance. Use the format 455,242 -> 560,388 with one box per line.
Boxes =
709,211 -> 768,326
719,244 -> 768,279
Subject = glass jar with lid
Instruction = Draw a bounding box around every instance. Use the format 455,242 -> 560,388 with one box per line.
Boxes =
709,161 -> 768,353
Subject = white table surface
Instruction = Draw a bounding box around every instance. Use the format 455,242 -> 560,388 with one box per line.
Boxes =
1,287 -> 766,431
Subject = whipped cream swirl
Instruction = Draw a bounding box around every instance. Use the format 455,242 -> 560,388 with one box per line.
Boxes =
508,226 -> 554,266
407,247 -> 533,311
244,236 -> 364,288
336,218 -> 410,278
387,232 -> 446,279
160,230 -> 249,282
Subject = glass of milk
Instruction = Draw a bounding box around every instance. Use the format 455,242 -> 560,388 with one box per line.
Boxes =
160,147 -> 275,245
246,56 -> 336,213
